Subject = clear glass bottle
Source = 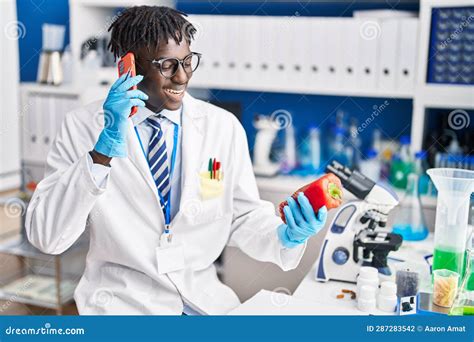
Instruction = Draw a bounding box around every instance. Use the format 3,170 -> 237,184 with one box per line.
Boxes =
392,173 -> 429,241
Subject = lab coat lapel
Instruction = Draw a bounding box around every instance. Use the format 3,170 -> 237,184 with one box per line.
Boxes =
126,119 -> 162,207
178,93 -> 206,215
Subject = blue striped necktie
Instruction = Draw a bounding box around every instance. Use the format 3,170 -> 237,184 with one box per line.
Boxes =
146,115 -> 170,210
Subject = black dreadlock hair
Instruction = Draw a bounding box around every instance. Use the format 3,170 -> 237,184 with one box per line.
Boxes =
107,6 -> 196,59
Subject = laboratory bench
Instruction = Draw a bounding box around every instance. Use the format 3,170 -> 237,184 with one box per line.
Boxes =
229,234 -> 441,315
230,225 -> 474,316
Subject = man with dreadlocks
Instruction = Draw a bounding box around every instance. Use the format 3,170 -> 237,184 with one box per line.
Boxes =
26,6 -> 327,315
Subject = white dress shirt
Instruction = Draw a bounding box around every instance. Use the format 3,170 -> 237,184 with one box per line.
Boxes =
87,106 -> 183,220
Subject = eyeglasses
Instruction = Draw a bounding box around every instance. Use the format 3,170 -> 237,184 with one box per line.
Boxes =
149,52 -> 202,79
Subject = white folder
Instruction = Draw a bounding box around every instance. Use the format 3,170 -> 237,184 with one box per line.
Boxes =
288,17 -> 311,89
23,95 -> 43,162
356,18 -> 381,90
339,19 -> 359,89
40,95 -> 55,160
239,16 -> 260,89
187,15 -> 214,88
377,19 -> 399,92
250,16 -> 273,89
396,18 -> 418,91
263,16 -> 286,88
322,18 -> 343,90
277,17 -> 295,88
308,18 -> 328,90
223,15 -> 241,89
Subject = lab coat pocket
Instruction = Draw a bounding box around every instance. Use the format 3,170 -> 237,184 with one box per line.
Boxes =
199,171 -> 224,200
180,177 -> 225,226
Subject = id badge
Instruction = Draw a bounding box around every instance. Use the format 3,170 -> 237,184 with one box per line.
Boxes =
156,235 -> 185,275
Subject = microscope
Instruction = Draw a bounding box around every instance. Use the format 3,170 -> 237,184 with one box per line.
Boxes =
315,161 -> 403,283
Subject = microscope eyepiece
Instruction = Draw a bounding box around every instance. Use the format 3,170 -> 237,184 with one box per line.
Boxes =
326,160 -> 376,200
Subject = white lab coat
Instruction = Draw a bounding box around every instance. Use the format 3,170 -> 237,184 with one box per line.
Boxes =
25,93 -> 306,315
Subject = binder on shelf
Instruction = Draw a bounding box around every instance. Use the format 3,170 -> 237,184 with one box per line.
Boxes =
396,18 -> 418,91
377,19 -> 399,91
308,18 -> 328,90
42,95 -> 56,159
339,18 -> 359,90
23,95 -> 43,163
288,16 -> 311,89
355,18 -> 381,90
223,15 -> 241,89
239,16 -> 260,89
262,16 -> 286,88
323,18 -> 344,89
187,15 -> 213,87
210,16 -> 230,88
277,16 -> 295,88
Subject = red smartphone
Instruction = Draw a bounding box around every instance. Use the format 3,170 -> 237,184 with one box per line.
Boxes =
117,52 -> 138,117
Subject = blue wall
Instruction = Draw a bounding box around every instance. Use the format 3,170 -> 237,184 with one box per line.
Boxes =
17,0 -> 70,83
16,0 -> 418,160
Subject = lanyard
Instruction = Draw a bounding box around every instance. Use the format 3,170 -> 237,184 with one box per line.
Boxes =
134,120 -> 179,237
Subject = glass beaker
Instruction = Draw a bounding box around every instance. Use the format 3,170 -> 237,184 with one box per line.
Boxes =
392,173 -> 429,241
427,168 -> 474,277
450,249 -> 474,315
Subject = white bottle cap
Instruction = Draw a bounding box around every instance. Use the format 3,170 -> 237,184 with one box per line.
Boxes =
359,266 -> 378,280
380,281 -> 397,296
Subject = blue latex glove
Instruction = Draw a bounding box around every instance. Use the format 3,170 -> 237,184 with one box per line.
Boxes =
277,192 -> 328,248
94,73 -> 148,158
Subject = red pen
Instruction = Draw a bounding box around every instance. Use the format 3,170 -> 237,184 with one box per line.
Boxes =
212,158 -> 216,180
216,161 -> 221,181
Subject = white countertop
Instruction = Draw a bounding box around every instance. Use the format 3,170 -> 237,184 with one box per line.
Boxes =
228,289 -> 368,316
230,235 -> 437,316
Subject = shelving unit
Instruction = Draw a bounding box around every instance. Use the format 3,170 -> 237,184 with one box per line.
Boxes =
16,0 -> 472,162
69,0 -> 175,89
0,234 -> 87,314
190,82 -> 414,100
411,0 -> 474,152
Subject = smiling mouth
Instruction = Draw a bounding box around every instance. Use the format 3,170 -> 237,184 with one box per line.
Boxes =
164,88 -> 185,95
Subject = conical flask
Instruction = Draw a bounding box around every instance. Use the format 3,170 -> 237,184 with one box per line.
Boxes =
392,173 -> 429,241
427,168 -> 474,277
